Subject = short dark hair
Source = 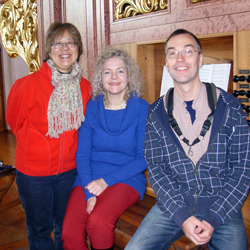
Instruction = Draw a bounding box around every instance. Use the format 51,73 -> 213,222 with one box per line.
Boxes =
165,29 -> 202,54
44,22 -> 83,62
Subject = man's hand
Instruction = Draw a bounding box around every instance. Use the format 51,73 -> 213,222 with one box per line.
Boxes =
86,196 -> 97,214
85,178 -> 108,196
182,216 -> 211,245
197,220 -> 214,240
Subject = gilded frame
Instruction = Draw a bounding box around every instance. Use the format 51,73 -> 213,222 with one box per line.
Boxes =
0,0 -> 40,73
115,0 -> 168,20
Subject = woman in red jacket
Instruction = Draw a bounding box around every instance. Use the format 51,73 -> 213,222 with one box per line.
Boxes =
5,22 -> 91,250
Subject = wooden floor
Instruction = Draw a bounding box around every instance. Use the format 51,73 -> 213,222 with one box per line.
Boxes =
0,131 -> 29,250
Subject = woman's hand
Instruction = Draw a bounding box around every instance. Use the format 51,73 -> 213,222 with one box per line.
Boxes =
85,178 -> 108,196
87,196 -> 97,214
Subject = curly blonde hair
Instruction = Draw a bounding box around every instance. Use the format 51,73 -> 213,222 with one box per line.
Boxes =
91,47 -> 145,101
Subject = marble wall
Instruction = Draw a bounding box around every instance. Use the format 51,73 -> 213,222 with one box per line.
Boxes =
109,0 -> 250,45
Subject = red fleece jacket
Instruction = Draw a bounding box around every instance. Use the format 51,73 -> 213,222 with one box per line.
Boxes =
6,62 -> 91,176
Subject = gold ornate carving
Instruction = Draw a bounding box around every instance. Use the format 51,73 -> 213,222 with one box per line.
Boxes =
0,0 -> 39,73
115,0 -> 168,20
190,0 -> 210,4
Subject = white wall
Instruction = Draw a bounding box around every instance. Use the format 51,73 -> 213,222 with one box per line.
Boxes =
0,43 -> 29,129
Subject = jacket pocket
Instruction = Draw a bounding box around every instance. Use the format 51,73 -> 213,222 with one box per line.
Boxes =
23,127 -> 51,175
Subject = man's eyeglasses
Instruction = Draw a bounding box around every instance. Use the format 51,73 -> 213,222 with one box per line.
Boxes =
166,48 -> 198,58
51,41 -> 78,49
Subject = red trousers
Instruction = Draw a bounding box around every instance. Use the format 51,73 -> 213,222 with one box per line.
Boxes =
61,184 -> 140,250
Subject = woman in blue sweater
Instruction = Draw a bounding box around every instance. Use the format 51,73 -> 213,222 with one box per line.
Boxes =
62,47 -> 148,250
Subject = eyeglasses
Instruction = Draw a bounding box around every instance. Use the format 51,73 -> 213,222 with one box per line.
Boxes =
51,41 -> 78,49
166,48 -> 198,58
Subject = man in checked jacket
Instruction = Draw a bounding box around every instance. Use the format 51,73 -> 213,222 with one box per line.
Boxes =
125,29 -> 250,250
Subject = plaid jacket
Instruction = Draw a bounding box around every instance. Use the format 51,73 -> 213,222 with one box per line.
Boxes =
144,85 -> 250,230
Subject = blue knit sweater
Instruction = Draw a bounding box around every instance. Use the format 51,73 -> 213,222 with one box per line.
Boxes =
73,94 -> 148,200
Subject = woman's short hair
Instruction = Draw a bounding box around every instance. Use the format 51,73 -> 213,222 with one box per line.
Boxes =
44,22 -> 83,62
91,47 -> 145,100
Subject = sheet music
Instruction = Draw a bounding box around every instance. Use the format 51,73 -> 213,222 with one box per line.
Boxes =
160,63 -> 231,96
160,67 -> 173,96
199,64 -> 213,83
211,64 -> 231,91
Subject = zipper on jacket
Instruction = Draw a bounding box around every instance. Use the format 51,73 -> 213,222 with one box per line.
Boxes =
194,165 -> 197,175
193,163 -> 198,214
58,133 -> 65,174
193,191 -> 198,214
